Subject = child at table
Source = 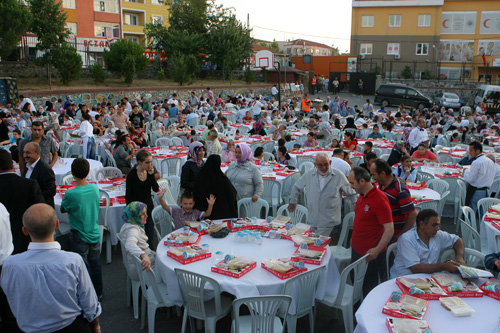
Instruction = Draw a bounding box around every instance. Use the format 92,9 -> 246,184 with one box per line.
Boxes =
158,190 -> 215,229
363,141 -> 373,162
276,146 -> 290,166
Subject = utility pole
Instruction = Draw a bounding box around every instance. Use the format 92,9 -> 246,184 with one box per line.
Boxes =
274,61 -> 281,109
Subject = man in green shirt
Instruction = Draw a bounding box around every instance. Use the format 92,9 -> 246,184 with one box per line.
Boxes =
61,158 -> 103,299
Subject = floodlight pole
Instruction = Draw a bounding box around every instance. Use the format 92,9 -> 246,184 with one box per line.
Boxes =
274,61 -> 281,109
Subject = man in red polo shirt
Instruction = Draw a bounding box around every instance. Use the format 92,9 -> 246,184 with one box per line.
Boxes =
370,159 -> 417,239
348,167 -> 394,297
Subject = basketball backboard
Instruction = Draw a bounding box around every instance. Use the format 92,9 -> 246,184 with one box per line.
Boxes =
255,50 -> 274,70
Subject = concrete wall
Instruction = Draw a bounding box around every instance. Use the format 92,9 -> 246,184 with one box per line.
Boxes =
375,76 -> 486,104
18,85 -> 273,107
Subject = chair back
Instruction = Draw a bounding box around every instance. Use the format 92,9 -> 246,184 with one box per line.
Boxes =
175,268 -> 224,320
131,255 -> 148,303
459,218 -> 481,251
383,132 -> 395,140
96,167 -> 123,180
142,257 -> 172,306
152,205 -> 175,238
171,137 -> 184,147
385,243 -> 398,279
426,179 -> 449,196
297,135 -> 308,146
281,172 -> 302,203
276,204 -> 308,225
105,149 -> 118,168
299,161 -> 315,175
62,172 -> 74,185
99,189 -> 110,228
416,171 -> 435,182
350,156 -> 362,167
263,152 -> 275,162
262,141 -> 275,153
166,176 -> 180,201
461,206 -> 478,231
233,296 -> 292,333
415,200 -> 439,213
478,198 -> 500,223
250,142 -> 263,154
283,267 -> 324,318
336,254 -> 369,307
338,212 -> 355,249
438,152 -> 454,164
438,190 -> 450,215
262,179 -> 281,208
296,155 -> 315,168
440,177 -> 465,205
116,234 -> 137,281
187,117 -> 200,127
440,248 -> 485,268
380,154 -> 390,161
155,137 -> 173,147
238,126 -> 250,135
160,157 -> 181,177
237,198 -> 269,219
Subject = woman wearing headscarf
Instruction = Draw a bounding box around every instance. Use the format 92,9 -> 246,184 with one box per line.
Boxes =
181,141 -> 206,192
387,126 -> 412,166
119,202 -> 156,280
193,155 -> 238,219
17,112 -> 31,131
226,143 -> 263,201
248,121 -> 267,136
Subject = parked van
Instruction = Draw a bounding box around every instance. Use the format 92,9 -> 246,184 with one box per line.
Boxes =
374,84 -> 432,110
474,85 -> 500,113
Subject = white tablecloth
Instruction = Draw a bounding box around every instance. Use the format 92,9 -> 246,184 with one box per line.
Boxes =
54,182 -> 126,245
484,220 -> 500,253
156,221 -> 340,312
410,188 -> 440,201
354,273 -> 500,333
53,158 -> 103,185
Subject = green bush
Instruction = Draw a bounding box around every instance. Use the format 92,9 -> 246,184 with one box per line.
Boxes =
157,68 -> 165,81
169,52 -> 197,86
423,69 -> 432,80
51,44 -> 82,84
245,68 -> 255,84
103,39 -> 148,84
90,63 -> 106,84
401,66 -> 412,79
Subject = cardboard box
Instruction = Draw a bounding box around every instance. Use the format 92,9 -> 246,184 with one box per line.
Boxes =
164,233 -> 201,247
396,278 -> 448,300
167,250 -> 211,265
382,294 -> 429,320
385,317 -> 432,333
480,278 -> 500,301
261,262 -> 307,280
211,260 -> 256,279
291,246 -> 326,265
431,275 -> 483,298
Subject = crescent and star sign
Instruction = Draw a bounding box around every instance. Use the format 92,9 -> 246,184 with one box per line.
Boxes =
442,19 -> 449,28
484,19 -> 491,29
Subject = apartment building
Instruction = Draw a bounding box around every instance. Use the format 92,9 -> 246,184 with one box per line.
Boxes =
351,0 -> 500,82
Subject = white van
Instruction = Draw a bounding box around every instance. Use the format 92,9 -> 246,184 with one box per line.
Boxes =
475,85 -> 500,106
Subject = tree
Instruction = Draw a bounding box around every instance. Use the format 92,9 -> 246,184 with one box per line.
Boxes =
331,45 -> 340,56
269,39 -> 280,53
90,63 -> 106,84
0,0 -> 32,59
401,66 -> 412,79
51,44 -> 82,84
29,0 -> 69,88
207,16 -> 252,83
103,39 -> 148,85
168,52 -> 198,86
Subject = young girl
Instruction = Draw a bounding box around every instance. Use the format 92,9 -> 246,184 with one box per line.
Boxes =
242,111 -> 253,124
253,147 -> 265,164
330,138 -> 341,149
303,132 -> 319,148
276,146 -> 291,165
341,132 -> 357,152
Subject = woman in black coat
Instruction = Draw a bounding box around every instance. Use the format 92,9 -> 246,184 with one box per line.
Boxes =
181,141 -> 205,192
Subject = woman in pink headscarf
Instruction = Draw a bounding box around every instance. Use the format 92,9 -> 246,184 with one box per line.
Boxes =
248,121 -> 267,136
225,143 -> 263,201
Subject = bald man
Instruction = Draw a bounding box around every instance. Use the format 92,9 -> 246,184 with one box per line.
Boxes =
23,142 -> 56,207
1,204 -> 101,333
289,153 -> 357,236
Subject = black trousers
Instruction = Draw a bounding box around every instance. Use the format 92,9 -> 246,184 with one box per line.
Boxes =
351,248 -> 387,298
0,267 -> 22,332
54,315 -> 92,333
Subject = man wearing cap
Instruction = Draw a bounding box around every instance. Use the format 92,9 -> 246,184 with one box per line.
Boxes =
408,118 -> 429,155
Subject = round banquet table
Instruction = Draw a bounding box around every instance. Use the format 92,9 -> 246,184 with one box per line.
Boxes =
53,158 -> 103,185
357,139 -> 395,156
353,273 -> 500,333
483,220 -> 500,253
409,188 -> 440,201
54,181 -> 126,245
156,220 -> 340,313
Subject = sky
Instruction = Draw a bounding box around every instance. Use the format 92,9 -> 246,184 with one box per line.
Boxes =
216,0 -> 353,53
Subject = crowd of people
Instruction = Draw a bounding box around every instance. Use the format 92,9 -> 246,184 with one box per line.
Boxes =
1,86 -> 500,331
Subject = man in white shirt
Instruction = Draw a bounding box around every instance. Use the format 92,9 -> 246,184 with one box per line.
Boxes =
462,141 -> 496,212
207,130 -> 222,157
330,148 -> 351,177
17,95 -> 36,112
271,85 -> 279,99
252,98 -> 264,121
123,97 -> 132,114
167,93 -> 179,106
362,99 -> 374,118
408,118 -> 429,154
79,113 -> 95,159
317,104 -> 330,122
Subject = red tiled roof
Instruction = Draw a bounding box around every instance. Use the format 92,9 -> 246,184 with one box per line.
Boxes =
285,39 -> 330,49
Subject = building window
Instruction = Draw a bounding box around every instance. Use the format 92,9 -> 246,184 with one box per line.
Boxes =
124,14 -> 139,26
360,43 -> 373,55
66,22 -> 77,35
416,43 -> 429,55
315,49 -> 319,54
126,36 -> 140,44
151,15 -> 162,25
63,0 -> 76,9
418,14 -> 431,27
151,0 -> 162,4
389,15 -> 401,27
94,0 -> 119,14
361,15 -> 374,27
95,22 -> 119,37
387,43 -> 400,55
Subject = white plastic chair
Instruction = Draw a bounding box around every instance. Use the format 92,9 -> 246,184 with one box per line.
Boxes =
263,152 -> 275,162
231,296 -> 292,333
438,152 -> 454,164
187,117 -> 200,127
299,161 -> 314,175
237,198 -> 269,219
461,206 -> 478,232
437,190 -> 450,216
171,137 -> 184,147
386,243 -> 398,280
238,125 -> 249,135
459,218 -> 481,251
155,137 -> 173,147
160,157 -> 181,177
116,234 -> 141,319
250,142 -> 263,154
95,166 -> 123,180
316,254 -> 369,333
133,255 -> 175,333
166,176 -> 180,203
175,268 -> 233,333
262,141 -> 275,153
416,171 -> 434,182
281,172 -> 302,204
426,178 -> 449,196
330,212 -> 355,271
62,172 -> 74,185
440,248 -> 485,268
441,177 -> 466,230
276,204 -> 308,226
152,205 -> 175,240
372,148 -> 382,157
105,149 -> 118,168
296,155 -> 315,168
415,200 -> 439,213
477,198 -> 500,226
350,156 -> 361,167
262,179 -> 282,215
281,267 -> 325,333
98,190 -> 112,264
380,153 -> 390,161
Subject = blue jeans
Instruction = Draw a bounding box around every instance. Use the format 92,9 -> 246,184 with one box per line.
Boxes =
71,231 -> 103,295
470,189 -> 488,213
86,137 -> 96,160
